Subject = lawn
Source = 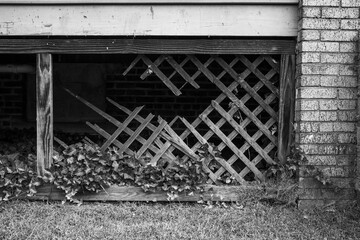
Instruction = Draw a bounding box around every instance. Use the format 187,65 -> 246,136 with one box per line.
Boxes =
0,200 -> 359,240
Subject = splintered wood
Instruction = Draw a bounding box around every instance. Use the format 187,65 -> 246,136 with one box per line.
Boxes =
65,54 -> 283,184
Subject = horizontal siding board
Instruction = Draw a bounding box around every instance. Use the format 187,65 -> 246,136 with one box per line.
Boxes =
0,5 -> 297,36
0,39 -> 296,54
0,0 -> 299,5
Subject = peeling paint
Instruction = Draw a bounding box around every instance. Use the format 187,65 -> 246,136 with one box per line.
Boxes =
150,6 -> 154,19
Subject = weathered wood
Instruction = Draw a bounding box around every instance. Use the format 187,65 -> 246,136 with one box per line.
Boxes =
199,114 -> 265,181
27,184 -> 266,202
211,101 -> 276,165
36,53 -> 53,176
190,55 -> 277,145
0,0 -> 299,4
0,39 -> 296,54
141,55 -> 182,96
165,55 -> 200,89
54,137 -> 68,149
215,57 -> 278,121
100,106 -> 144,152
0,5 -> 297,36
118,114 -> 154,155
278,54 -> 296,164
180,117 -> 245,184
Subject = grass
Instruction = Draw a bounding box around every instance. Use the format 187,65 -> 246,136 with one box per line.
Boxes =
0,200 -> 359,240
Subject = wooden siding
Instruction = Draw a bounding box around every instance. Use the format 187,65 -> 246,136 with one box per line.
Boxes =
0,5 -> 297,36
0,1 -> 298,5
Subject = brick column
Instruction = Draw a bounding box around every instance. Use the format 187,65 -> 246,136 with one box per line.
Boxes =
297,0 -> 359,208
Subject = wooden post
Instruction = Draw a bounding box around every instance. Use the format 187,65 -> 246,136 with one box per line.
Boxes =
36,53 -> 53,176
278,54 -> 296,164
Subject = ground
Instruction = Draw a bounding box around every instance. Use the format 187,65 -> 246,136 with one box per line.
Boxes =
0,200 -> 359,240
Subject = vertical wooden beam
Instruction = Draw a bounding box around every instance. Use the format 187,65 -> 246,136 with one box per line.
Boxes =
278,54 -> 296,164
36,53 -> 53,176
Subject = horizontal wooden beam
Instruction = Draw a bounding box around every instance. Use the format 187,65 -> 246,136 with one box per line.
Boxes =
27,184 -> 264,202
0,39 -> 296,54
0,0 -> 299,5
0,5 -> 297,36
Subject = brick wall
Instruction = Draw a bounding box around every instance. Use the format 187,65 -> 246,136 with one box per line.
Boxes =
0,73 -> 24,128
297,0 -> 359,208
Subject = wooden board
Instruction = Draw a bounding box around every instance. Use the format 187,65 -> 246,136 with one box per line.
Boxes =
27,184 -> 264,202
36,53 -> 53,176
0,39 -> 296,54
0,0 -> 299,4
0,5 -> 297,36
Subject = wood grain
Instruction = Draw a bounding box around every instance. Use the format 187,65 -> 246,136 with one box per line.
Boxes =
36,53 -> 53,176
0,39 -> 295,54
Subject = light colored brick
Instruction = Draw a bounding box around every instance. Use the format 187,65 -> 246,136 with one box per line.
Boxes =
300,75 -> 320,86
299,100 -> 319,110
302,7 -> 322,17
322,167 -> 351,177
338,133 -> 356,143
319,111 -> 337,121
299,87 -> 338,98
340,65 -> 357,76
300,30 -> 321,40
340,42 -> 357,52
302,18 -> 340,29
300,144 -> 355,155
320,122 -> 334,132
298,52 -> 321,63
321,30 -> 358,41
320,53 -> 356,64
302,0 -> 340,6
306,155 -> 337,165
322,7 -> 359,18
338,88 -> 357,99
336,155 -> 355,165
301,64 -> 339,75
338,110 -> 357,121
300,111 -> 320,121
301,41 -> 339,52
333,122 -> 356,131
319,100 -> 338,110
337,100 -> 356,110
342,0 -> 360,7
341,19 -> 360,29
300,133 -> 337,144
299,122 -> 320,132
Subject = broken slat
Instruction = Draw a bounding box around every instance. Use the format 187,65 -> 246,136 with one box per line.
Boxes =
211,101 -> 276,165
215,57 -> 278,121
190,55 -> 277,145
165,55 -> 200,89
136,118 -> 167,159
200,114 -> 265,182
141,55 -> 182,96
118,113 -> 154,155
140,55 -> 166,80
180,117 -> 243,184
123,55 -> 142,76
54,136 -> 68,149
100,106 -> 144,152
86,122 -> 135,155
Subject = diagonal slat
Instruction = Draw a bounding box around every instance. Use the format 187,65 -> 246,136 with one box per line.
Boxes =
100,106 -> 144,152
165,55 -> 200,89
215,57 -> 278,121
140,55 -> 166,80
211,100 -> 276,165
118,113 -> 154,155
141,55 -> 182,96
136,118 -> 167,159
264,55 -> 280,73
199,114 -> 265,181
190,55 -> 276,145
86,122 -> 135,155
239,55 -> 279,97
180,117 -> 244,184
123,55 -> 142,76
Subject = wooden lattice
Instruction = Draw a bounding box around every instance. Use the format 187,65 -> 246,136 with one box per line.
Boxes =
62,54 -> 281,184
